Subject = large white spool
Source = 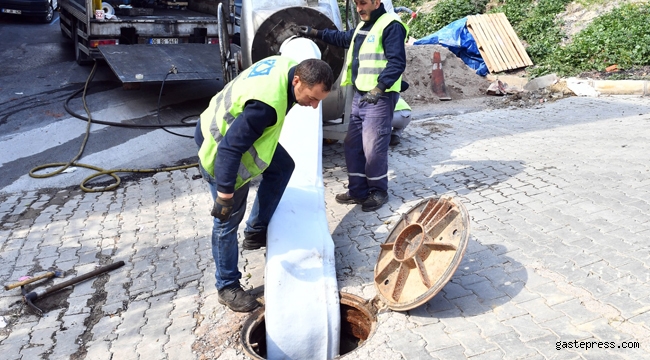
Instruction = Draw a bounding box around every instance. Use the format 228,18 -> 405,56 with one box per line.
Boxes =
101,2 -> 115,16
264,37 -> 340,360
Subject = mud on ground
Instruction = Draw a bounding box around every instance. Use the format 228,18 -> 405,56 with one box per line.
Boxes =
193,309 -> 250,359
402,44 -> 571,116
578,65 -> 650,81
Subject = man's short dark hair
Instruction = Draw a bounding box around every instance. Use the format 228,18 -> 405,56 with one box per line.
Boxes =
295,59 -> 335,92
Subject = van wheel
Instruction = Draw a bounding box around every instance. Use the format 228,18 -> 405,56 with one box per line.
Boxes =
41,2 -> 54,23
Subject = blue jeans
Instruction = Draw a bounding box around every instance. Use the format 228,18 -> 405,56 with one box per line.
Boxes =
345,91 -> 399,198
199,143 -> 295,290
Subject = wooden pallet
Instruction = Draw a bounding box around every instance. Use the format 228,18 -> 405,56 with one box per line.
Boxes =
466,13 -> 533,73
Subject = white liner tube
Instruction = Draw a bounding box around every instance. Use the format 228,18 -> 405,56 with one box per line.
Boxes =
264,37 -> 341,360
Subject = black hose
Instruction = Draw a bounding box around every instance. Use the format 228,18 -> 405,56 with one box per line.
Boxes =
63,72 -> 198,129
156,68 -> 196,139
30,61 -> 199,192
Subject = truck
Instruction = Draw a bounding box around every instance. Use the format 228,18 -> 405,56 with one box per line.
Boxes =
57,0 -> 353,137
58,0 -> 235,82
232,0 -> 351,135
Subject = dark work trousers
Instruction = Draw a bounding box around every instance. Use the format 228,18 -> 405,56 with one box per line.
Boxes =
344,91 -> 399,199
199,143 -> 294,290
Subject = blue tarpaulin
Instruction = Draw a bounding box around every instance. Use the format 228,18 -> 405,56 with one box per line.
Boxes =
413,17 -> 489,76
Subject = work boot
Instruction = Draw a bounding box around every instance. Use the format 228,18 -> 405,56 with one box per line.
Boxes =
218,282 -> 260,312
389,134 -> 401,146
335,192 -> 367,205
242,231 -> 266,250
361,190 -> 389,212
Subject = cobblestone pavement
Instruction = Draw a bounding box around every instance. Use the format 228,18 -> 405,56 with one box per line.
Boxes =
1,96 -> 650,359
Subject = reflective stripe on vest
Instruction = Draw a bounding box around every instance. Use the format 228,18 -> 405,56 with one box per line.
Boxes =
197,56 -> 297,190
341,13 -> 406,92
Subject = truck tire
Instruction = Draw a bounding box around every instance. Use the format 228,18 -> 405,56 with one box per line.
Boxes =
73,20 -> 93,66
217,2 -> 235,83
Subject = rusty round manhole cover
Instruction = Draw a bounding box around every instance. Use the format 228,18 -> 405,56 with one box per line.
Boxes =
374,196 -> 470,311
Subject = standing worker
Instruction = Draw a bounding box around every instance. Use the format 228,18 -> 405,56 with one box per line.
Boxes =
390,96 -> 412,146
299,0 -> 407,212
194,56 -> 334,312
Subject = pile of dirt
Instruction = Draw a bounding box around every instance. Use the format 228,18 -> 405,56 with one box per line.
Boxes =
399,44 -> 562,112
377,2 -> 650,112
401,44 -> 490,105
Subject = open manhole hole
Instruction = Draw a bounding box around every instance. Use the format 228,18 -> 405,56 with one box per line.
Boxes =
241,292 -> 377,359
241,196 -> 470,358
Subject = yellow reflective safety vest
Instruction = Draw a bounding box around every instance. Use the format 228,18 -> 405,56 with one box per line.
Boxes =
341,13 -> 407,92
198,56 -> 297,190
395,97 -> 411,111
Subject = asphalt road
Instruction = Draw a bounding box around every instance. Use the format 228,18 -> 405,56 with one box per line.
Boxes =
0,13 -> 222,194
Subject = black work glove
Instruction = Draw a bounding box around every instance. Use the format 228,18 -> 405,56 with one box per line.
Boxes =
211,196 -> 235,221
298,25 -> 319,38
360,87 -> 384,105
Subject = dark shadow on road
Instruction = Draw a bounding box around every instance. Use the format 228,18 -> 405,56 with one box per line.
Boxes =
325,143 -> 531,317
322,96 -> 650,317
329,207 -> 527,318
418,240 -> 527,318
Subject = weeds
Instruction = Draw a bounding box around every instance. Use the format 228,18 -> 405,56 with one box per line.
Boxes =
340,0 -> 650,78
485,0 -> 533,27
408,0 -> 488,38
541,3 -> 650,76
488,0 -> 572,71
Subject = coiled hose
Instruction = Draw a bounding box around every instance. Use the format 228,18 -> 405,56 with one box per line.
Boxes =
29,62 -> 199,192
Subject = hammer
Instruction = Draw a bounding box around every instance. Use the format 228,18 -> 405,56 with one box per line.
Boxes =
4,269 -> 65,291
23,261 -> 125,316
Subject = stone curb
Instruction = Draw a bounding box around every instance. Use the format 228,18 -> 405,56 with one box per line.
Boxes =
487,74 -> 650,96
590,79 -> 649,95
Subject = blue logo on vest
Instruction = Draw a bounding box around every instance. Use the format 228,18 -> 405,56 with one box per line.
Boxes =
367,35 -> 375,43
248,59 -> 276,78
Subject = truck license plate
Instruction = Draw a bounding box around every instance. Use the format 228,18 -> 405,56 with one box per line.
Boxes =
149,38 -> 179,45
2,8 -> 22,14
